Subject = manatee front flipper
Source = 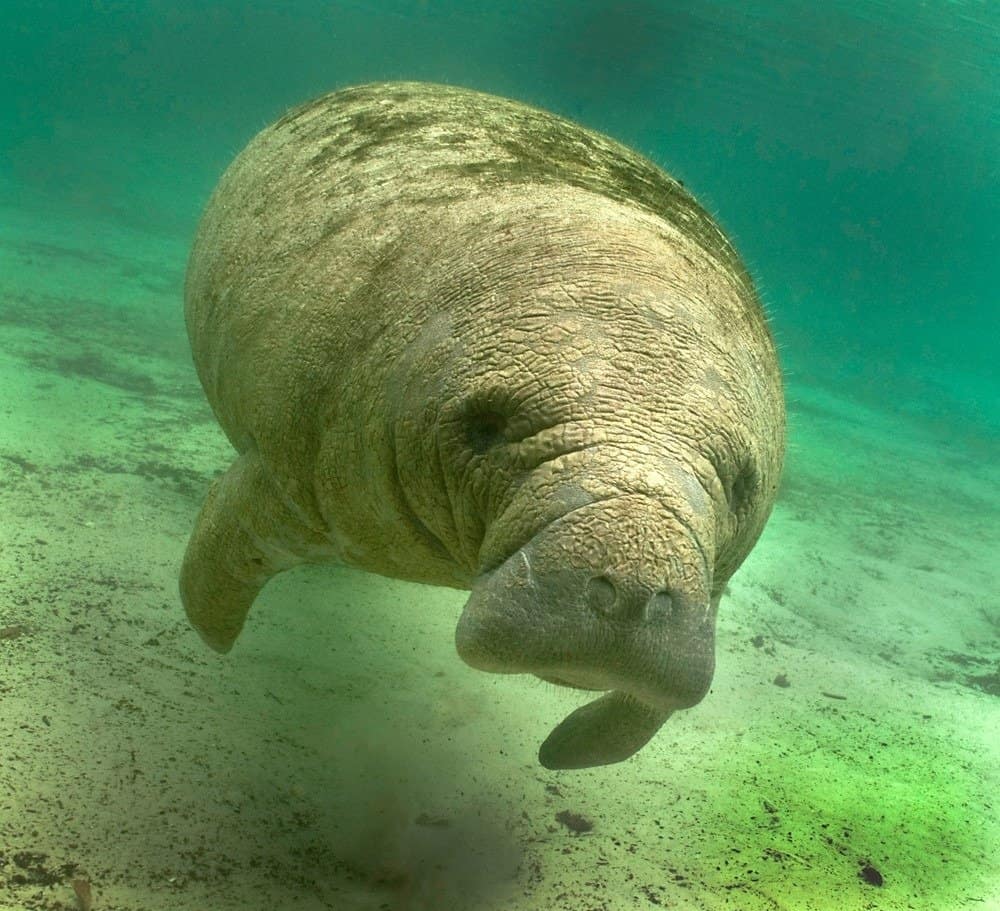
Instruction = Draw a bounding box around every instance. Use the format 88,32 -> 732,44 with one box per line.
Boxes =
180,448 -> 315,652
538,691 -> 671,770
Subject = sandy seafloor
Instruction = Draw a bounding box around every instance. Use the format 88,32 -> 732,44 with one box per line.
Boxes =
1,181 -> 998,911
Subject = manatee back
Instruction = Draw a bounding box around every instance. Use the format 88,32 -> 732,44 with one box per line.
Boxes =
184,81 -> 758,441
264,81 -> 750,283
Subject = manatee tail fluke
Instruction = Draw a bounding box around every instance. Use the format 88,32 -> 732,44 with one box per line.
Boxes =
538,690 -> 671,770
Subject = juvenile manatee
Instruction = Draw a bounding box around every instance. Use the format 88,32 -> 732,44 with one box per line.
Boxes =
181,81 -> 785,769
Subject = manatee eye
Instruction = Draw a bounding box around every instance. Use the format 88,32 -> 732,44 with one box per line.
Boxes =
721,458 -> 759,514
464,408 -> 508,454
731,461 -> 757,509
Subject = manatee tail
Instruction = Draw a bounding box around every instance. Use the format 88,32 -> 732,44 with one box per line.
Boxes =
538,691 -> 671,770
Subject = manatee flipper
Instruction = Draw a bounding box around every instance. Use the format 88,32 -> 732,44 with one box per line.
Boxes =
180,448 -> 314,652
538,691 -> 671,770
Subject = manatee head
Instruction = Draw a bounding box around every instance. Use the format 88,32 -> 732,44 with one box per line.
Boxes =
378,205 -> 776,769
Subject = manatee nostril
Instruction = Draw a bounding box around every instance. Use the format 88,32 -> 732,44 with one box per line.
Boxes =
645,589 -> 676,623
586,575 -> 618,615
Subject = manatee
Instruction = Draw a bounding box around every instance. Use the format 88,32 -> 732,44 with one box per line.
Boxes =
180,81 -> 785,770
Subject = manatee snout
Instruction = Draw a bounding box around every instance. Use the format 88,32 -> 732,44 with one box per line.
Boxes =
455,494 -> 716,769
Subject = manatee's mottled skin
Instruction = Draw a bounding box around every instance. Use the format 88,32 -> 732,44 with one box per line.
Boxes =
181,81 -> 785,769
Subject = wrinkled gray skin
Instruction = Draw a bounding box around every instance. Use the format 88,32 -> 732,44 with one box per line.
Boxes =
181,81 -> 785,770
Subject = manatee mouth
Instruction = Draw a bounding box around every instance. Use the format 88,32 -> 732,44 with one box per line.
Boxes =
456,578 -> 703,770
538,673 -> 603,691
456,491 -> 715,769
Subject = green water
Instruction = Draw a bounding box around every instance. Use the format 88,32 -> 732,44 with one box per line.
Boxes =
1,2 -> 997,910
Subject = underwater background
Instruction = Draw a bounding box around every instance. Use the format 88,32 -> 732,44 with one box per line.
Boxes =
1,1 -> 997,909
